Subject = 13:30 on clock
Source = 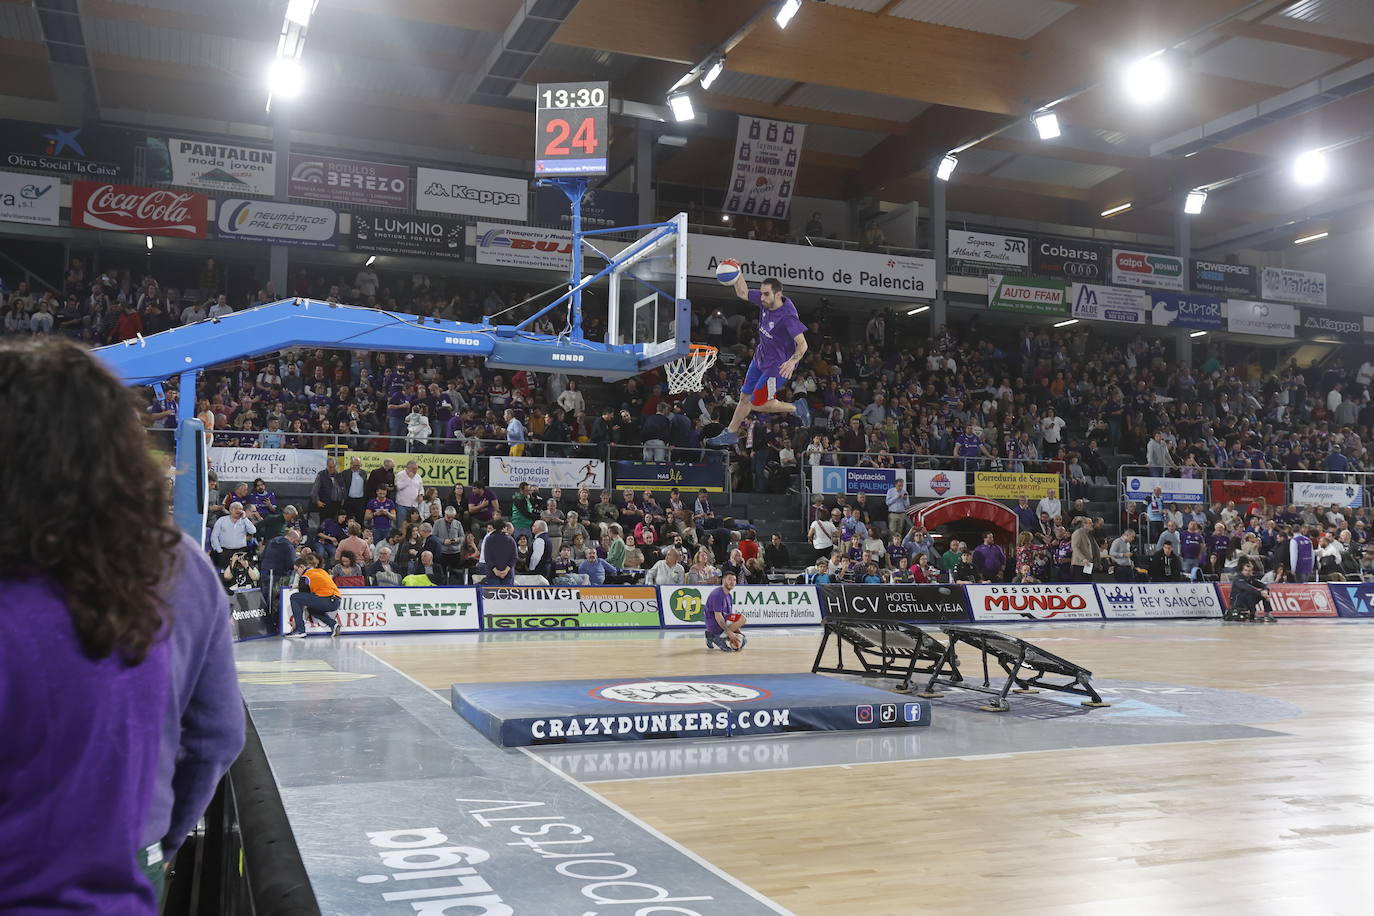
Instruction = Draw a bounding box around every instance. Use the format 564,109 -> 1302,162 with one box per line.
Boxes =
540,86 -> 607,109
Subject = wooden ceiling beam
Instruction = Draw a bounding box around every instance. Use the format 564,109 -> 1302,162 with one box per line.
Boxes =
702,94 -> 910,136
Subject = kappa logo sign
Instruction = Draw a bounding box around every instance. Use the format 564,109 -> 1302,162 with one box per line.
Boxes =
72,181 -> 206,237
593,681 -> 767,704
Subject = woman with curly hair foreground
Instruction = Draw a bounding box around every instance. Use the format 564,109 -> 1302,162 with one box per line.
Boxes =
0,337 -> 244,913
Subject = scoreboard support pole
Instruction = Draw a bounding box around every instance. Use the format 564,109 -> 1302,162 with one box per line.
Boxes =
540,176 -> 591,340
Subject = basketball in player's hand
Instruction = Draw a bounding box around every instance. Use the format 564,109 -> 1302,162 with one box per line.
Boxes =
715,259 -> 741,285
726,632 -> 742,650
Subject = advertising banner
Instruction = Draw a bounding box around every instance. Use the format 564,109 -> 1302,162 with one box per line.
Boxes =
1326,583 -> 1374,618
215,198 -> 339,248
229,590 -> 275,640
153,137 -> 275,195
416,167 -> 528,220
1031,237 -> 1109,282
986,274 -> 1067,315
1261,266 -> 1326,306
0,120 -> 135,178
1070,282 -> 1148,324
474,222 -> 572,271
722,116 -> 805,221
534,186 -> 637,229
688,233 -> 935,299
1218,583 -> 1336,618
1209,479 -> 1285,507
345,451 -> 470,487
1191,259 -> 1257,297
288,153 -> 408,209
72,181 -> 208,238
209,447 -> 328,485
479,585 -> 661,629
1292,481 -> 1363,508
1096,582 -> 1223,619
1149,292 -> 1223,330
1298,307 -> 1362,341
1123,475 -> 1206,503
1227,299 -> 1296,338
283,586 -> 481,633
1112,248 -> 1185,290
612,460 -> 727,493
912,469 -> 967,498
353,213 -> 464,260
973,472 -> 1060,500
659,584 -> 822,627
965,583 -> 1103,622
488,455 -> 605,490
817,584 -> 969,624
948,230 -> 1029,267
0,170 -> 59,226
812,465 -> 902,496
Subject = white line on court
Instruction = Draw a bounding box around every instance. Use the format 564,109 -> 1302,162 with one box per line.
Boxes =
361,648 -> 796,916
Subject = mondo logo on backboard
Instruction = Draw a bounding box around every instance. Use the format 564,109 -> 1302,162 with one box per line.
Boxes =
591,681 -> 768,704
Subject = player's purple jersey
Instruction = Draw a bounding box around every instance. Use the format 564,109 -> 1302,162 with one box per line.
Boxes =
704,586 -> 733,635
747,289 -> 806,373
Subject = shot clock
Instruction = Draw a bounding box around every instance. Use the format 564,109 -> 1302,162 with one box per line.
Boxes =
535,81 -> 609,176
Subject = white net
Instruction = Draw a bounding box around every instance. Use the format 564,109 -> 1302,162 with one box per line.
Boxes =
664,345 -> 718,393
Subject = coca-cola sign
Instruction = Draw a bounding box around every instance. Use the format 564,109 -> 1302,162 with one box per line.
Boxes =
72,181 -> 207,238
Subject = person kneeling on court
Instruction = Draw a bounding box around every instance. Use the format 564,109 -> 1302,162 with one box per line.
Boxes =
286,555 -> 343,638
704,571 -> 748,651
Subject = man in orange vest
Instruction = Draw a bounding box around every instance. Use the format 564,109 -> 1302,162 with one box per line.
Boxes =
286,554 -> 342,638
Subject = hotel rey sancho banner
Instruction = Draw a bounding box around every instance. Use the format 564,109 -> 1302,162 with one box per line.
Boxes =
722,116 -> 805,221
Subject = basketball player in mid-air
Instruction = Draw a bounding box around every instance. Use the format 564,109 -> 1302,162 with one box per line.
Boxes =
705,264 -> 807,447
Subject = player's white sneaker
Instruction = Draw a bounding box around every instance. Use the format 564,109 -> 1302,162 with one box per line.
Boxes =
285,630 -> 307,639
705,430 -> 739,446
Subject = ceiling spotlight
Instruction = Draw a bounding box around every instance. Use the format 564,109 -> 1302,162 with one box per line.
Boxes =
1293,149 -> 1327,186
1053,318 -> 1079,328
936,153 -> 958,181
1190,330 -> 1208,338
1100,201 -> 1132,218
1294,231 -> 1329,245
1124,55 -> 1172,106
721,214 -> 731,223
1184,189 -> 1207,215
267,56 -> 304,98
657,134 -> 688,147
701,57 -> 725,90
145,235 -> 153,251
906,305 -> 930,315
284,0 -> 315,27
1033,110 -> 1061,140
776,0 -> 802,29
365,255 -> 377,267
668,91 -> 695,122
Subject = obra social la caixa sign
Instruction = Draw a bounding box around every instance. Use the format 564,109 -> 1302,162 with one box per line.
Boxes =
72,180 -> 208,238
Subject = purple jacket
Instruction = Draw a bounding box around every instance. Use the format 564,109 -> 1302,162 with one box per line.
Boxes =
972,543 -> 1006,578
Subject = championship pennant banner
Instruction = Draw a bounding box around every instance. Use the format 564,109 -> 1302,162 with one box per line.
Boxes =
722,116 -> 805,221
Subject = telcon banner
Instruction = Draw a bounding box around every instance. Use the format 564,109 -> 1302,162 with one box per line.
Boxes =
474,222 -> 572,271
1191,258 -> 1257,297
209,447 -> 327,485
416,167 -> 528,220
282,586 -> 481,634
812,465 -> 902,496
1292,481 -> 1363,508
1097,583 -> 1223,619
1218,583 -> 1336,618
288,153 -> 408,209
1111,248 -> 1185,290
948,230 -> 1029,267
688,234 -> 936,299
1150,292 -> 1223,330
1298,306 -> 1362,341
1227,299 -> 1296,338
966,583 -> 1103,622
72,181 -> 208,238
912,469 -> 967,498
1123,475 -> 1206,503
0,170 -> 59,226
659,584 -> 822,626
479,585 -> 662,629
1070,283 -> 1147,324
1261,266 -> 1326,306
1031,237 -> 1109,282
162,138 -> 275,195
215,198 -> 339,248
487,455 -> 606,490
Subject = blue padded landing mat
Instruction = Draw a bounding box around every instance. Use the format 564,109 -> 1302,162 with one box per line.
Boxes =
452,673 -> 931,747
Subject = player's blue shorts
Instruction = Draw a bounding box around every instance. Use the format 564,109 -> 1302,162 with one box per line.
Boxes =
740,360 -> 785,407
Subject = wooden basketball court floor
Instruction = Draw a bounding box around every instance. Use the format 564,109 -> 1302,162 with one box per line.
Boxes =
238,621 -> 1374,915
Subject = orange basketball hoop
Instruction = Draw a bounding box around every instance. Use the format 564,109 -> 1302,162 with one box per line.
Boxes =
664,343 -> 718,393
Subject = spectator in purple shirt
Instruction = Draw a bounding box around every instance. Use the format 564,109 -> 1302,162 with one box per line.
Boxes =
244,477 -> 278,516
365,486 -> 397,538
972,532 -> 1007,582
